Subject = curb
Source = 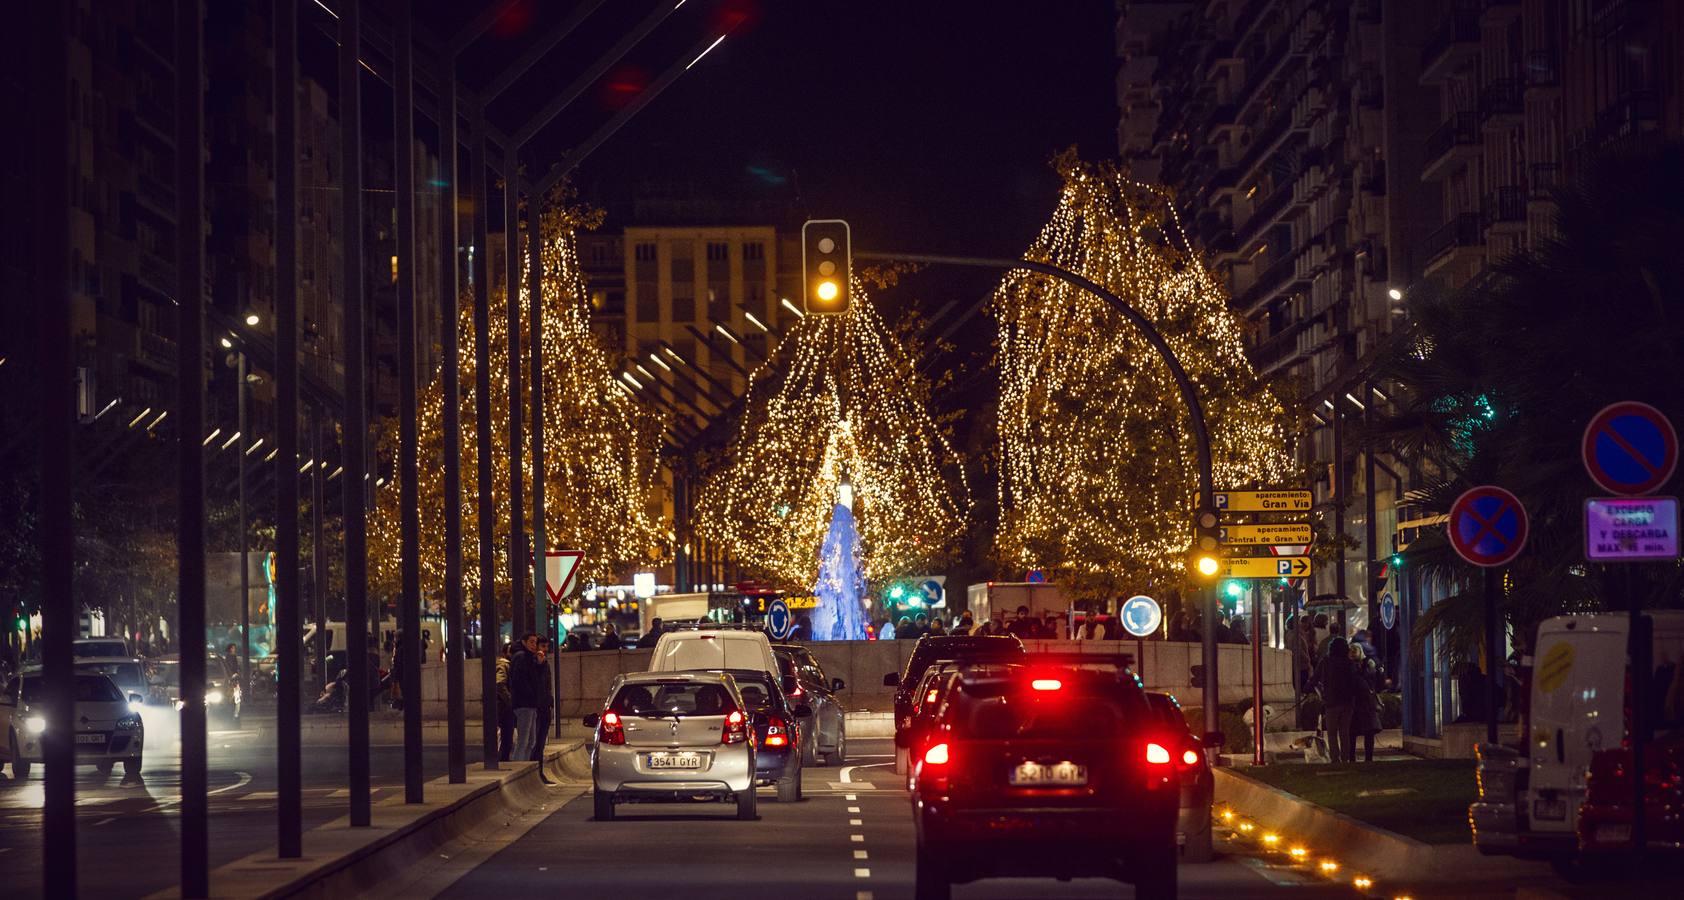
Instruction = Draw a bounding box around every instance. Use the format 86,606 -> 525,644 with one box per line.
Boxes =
844,711 -> 894,738
1213,768 -> 1553,884
146,742 -> 586,899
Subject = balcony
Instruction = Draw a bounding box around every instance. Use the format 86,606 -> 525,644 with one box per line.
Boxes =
1480,79 -> 1524,124
1484,186 -> 1527,231
1423,213 -> 1484,276
139,250 -> 174,295
1529,163 -> 1562,201
136,172 -> 176,219
1593,0 -> 1661,38
1595,89 -> 1662,141
1525,49 -> 1559,91
1420,2 -> 1482,84
136,330 -> 175,372
1422,112 -> 1481,182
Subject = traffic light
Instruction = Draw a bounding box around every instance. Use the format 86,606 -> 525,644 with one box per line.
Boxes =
1190,505 -> 1222,580
1223,580 -> 1245,600
801,219 -> 852,315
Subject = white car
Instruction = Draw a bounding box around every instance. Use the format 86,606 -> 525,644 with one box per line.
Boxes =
1,670 -> 145,778
648,627 -> 781,679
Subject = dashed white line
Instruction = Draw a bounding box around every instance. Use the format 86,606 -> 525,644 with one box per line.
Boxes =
853,850 -> 868,860
855,892 -> 873,900
850,834 -> 865,843
93,817 -> 117,827
849,818 -> 862,826
853,868 -> 871,878
844,793 -> 856,801
847,805 -> 860,813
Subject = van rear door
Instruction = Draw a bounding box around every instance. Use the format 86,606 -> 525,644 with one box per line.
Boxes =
1528,623 -> 1624,833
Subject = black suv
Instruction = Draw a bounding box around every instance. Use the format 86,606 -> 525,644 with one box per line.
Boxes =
884,634 -> 1024,774
909,655 -> 1183,899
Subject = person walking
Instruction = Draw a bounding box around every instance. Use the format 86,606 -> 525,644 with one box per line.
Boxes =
1348,641 -> 1383,762
955,610 -> 975,635
599,622 -> 622,651
1285,615 -> 1314,696
1005,606 -> 1038,639
1308,636 -> 1356,763
636,618 -> 665,649
495,641 -> 516,761
530,636 -> 555,783
509,632 -> 543,764
926,618 -> 946,637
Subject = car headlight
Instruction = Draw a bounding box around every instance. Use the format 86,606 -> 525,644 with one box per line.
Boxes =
206,690 -> 225,705
117,713 -> 143,731
24,716 -> 46,735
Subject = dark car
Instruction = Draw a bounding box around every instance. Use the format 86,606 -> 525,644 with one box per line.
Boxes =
706,668 -> 812,802
884,634 -> 1024,774
903,662 -> 964,787
909,655 -> 1184,900
1146,691 -> 1221,862
772,644 -> 847,766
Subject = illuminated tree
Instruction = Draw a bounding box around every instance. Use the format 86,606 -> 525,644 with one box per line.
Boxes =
369,191 -> 667,610
699,296 -> 969,588
994,154 -> 1292,595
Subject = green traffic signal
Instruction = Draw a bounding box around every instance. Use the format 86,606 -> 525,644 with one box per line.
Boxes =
889,585 -> 905,600
1222,580 -> 1245,599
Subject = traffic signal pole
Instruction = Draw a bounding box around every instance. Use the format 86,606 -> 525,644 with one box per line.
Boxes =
856,250 -> 1221,742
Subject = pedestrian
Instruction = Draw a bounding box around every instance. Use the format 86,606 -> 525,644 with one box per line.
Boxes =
895,616 -> 913,639
386,630 -> 406,710
1308,636 -> 1356,763
1311,612 -> 1331,654
912,612 -> 930,638
531,636 -> 555,783
599,622 -> 622,651
365,636 -> 384,704
926,618 -> 946,637
1003,605 -> 1034,639
1318,619 -> 1346,658
1286,615 -> 1316,700
1169,610 -> 1194,643
1225,616 -> 1249,644
635,617 -> 665,649
496,641 -> 516,760
509,632 -> 543,763
955,610 -> 976,635
1348,641 -> 1383,762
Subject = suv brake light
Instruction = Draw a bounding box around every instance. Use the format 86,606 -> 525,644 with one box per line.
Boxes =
1031,678 -> 1062,691
765,714 -> 791,748
1145,742 -> 1171,765
924,742 -> 950,765
599,710 -> 626,745
722,709 -> 749,745
1181,747 -> 1201,767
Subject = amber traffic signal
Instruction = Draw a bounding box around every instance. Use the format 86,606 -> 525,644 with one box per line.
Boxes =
801,219 -> 851,315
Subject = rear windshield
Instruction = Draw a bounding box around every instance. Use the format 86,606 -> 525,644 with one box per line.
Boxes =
611,681 -> 736,717
903,637 -> 1023,686
732,678 -> 780,714
72,641 -> 126,658
76,662 -> 145,690
21,675 -> 126,703
950,679 -> 1148,741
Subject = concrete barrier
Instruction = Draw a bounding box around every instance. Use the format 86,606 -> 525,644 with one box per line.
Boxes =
420,640 -> 1295,718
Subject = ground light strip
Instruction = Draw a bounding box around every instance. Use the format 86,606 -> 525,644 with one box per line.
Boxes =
1212,803 -> 1412,899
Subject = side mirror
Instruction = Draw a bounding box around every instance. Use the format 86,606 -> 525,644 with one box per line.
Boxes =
831,678 -> 846,692
1203,730 -> 1225,749
793,703 -> 814,719
128,693 -> 145,706
781,675 -> 799,694
582,713 -> 600,729
883,673 -> 900,687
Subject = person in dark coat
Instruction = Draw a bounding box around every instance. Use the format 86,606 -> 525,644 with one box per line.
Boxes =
1308,636 -> 1356,762
509,632 -> 543,762
635,618 -> 665,649
599,623 -> 623,651
1348,641 -> 1383,762
530,636 -> 556,783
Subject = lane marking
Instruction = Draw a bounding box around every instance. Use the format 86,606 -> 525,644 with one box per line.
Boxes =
327,789 -> 350,798
844,793 -> 856,801
853,850 -> 868,860
839,765 -> 860,783
850,834 -> 865,843
93,817 -> 117,827
856,893 -> 873,900
847,805 -> 860,812
849,818 -> 862,826
853,868 -> 870,878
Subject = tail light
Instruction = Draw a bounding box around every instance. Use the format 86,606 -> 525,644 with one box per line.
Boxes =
599,710 -> 626,745
789,684 -> 805,698
1181,747 -> 1201,767
722,709 -> 749,745
1145,742 -> 1171,765
923,742 -> 950,766
765,714 -> 790,748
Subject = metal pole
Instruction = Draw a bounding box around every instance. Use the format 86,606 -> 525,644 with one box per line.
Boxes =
1627,566 -> 1647,851
1334,403 -> 1347,633
239,352 -> 250,692
673,466 -> 688,591
853,250 -> 1221,740
1363,387 -> 1379,646
338,0 -> 372,826
470,109 -> 499,768
393,0 -> 423,805
312,410 -> 327,696
176,0 -> 210,891
1252,585 -> 1264,765
272,0 -> 302,856
504,148 -> 527,637
528,186 -> 546,644
31,0 -> 75,889
440,55 -> 467,786
1483,566 -> 1500,745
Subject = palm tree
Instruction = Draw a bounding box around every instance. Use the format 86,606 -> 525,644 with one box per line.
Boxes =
1369,144 -> 1684,668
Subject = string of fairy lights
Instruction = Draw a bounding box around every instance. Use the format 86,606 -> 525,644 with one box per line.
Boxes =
993,155 -> 1291,592
369,194 -> 667,607
698,293 -> 970,588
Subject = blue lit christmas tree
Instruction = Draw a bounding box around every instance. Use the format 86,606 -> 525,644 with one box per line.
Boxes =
811,477 -> 868,641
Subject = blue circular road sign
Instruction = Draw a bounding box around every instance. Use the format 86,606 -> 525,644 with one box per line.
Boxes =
766,599 -> 792,640
1582,401 -> 1678,496
1379,592 -> 1396,630
1120,595 -> 1162,638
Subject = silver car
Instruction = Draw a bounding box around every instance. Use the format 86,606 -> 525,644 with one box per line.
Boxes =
1,670 -> 145,778
584,671 -> 757,821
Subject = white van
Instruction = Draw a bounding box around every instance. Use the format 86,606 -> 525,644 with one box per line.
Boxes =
1472,611 -> 1684,863
649,628 -> 781,680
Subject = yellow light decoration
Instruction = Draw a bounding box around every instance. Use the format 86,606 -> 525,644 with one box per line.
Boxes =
1319,860 -> 1340,874
697,293 -> 969,587
1353,875 -> 1374,890
1288,846 -> 1308,860
993,154 -> 1291,594
369,188 -> 667,611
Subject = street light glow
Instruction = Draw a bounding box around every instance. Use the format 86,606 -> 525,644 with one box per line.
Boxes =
245,313 -> 260,326
780,297 -> 806,319
622,372 -> 644,390
743,311 -> 770,332
1387,288 -> 1403,301
715,323 -> 739,343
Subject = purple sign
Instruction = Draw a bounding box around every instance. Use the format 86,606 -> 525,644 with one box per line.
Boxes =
1584,497 -> 1680,562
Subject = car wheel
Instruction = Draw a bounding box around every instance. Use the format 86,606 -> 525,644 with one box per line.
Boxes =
824,732 -> 846,767
593,790 -> 614,821
95,761 -> 115,776
1181,813 -> 1215,863
777,761 -> 799,802
1134,841 -> 1179,899
801,733 -> 817,767
913,844 -> 950,900
10,734 -> 28,780
736,787 -> 758,820
894,745 -> 908,776
123,757 -> 142,778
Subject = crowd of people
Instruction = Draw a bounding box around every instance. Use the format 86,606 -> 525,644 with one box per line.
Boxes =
1286,612 -> 1388,763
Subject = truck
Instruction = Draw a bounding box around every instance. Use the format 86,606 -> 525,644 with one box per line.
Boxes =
638,591 -> 746,634
1470,611 -> 1684,874
965,582 -> 1068,628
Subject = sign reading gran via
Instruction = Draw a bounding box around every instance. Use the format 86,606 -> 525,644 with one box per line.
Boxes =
1213,490 -> 1313,513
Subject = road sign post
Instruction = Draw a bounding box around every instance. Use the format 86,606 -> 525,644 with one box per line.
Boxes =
766,599 -> 792,640
1213,490 -> 1312,513
1582,401 -> 1678,496
1218,523 -> 1312,545
544,551 -> 585,606
1447,485 -> 1529,745
1120,595 -> 1160,690
1223,556 -> 1311,579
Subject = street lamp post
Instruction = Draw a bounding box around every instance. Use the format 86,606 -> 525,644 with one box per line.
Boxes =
237,348 -> 251,697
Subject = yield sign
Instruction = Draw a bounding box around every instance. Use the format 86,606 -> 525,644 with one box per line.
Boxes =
1447,486 -> 1528,568
545,551 -> 584,603
1582,401 -> 1678,496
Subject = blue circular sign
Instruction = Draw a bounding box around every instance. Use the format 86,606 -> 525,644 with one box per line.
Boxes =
1582,401 -> 1678,496
1447,485 -> 1529,568
1379,593 -> 1396,630
766,599 -> 792,640
1120,595 -> 1162,638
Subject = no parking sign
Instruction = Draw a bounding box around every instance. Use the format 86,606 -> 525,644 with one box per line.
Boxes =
1447,486 -> 1529,568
